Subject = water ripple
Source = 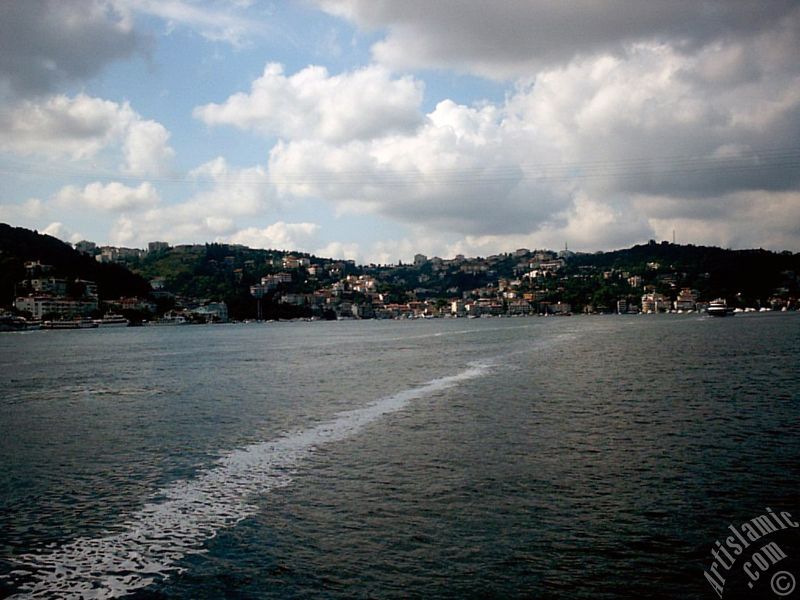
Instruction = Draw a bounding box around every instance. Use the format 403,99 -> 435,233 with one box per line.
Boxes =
3,363 -> 491,599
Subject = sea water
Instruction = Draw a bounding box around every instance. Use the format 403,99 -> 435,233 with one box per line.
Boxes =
1,313 -> 798,598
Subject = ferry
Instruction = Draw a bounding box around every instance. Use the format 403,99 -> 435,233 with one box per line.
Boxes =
41,318 -> 99,329
150,314 -> 189,326
0,314 -> 29,332
707,298 -> 734,317
94,314 -> 130,327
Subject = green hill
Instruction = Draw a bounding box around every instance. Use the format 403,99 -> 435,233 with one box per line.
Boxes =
3,223 -> 797,318
124,243 -> 331,320
566,241 -> 800,308
0,223 -> 151,306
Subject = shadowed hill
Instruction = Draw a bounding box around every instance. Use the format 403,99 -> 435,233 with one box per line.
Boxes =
2,223 -> 798,317
572,241 -> 800,305
0,223 -> 151,305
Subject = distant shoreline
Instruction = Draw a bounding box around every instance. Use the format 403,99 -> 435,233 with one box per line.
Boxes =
4,307 -> 797,334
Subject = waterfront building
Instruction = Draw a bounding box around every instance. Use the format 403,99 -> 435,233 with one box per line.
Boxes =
674,288 -> 698,311
15,295 -> 98,320
641,292 -> 669,313
507,300 -> 532,315
191,302 -> 229,323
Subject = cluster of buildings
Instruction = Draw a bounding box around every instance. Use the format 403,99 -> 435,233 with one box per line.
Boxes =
244,250 -> 584,319
638,289 -> 792,314
639,288 -> 702,314
11,239 -> 796,325
75,240 -> 170,263
153,302 -> 229,324
244,247 -> 796,319
12,258 -> 229,324
13,262 -> 99,320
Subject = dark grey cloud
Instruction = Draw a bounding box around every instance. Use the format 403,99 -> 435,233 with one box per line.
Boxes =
319,0 -> 800,78
0,0 -> 144,98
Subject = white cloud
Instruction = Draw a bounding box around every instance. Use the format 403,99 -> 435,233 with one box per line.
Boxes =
55,181 -> 160,212
504,42 -> 800,198
101,158 -> 278,247
549,194 -> 653,251
120,0 -> 257,47
368,237 -> 437,265
6,1 -> 798,260
267,98 -> 568,236
0,198 -> 47,223
264,38 -> 800,256
110,215 -> 138,246
108,209 -> 237,247
315,241 -> 361,262
189,156 -> 229,179
0,94 -> 134,159
122,120 -> 175,176
188,157 -> 274,216
194,63 -> 424,143
41,221 -> 83,244
225,222 -> 321,251
0,93 -> 175,176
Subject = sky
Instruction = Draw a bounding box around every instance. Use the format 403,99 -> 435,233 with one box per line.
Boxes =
1,1 -> 799,264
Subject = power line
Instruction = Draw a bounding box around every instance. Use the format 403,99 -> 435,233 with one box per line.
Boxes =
0,146 -> 798,187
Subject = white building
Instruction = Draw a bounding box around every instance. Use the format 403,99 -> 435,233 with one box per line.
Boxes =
507,300 -> 532,315
15,295 -> 98,320
352,276 -> 377,293
674,288 -> 698,311
641,292 -> 669,313
148,241 -> 170,253
282,256 -> 311,269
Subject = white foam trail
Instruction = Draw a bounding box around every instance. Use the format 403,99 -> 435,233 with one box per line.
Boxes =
5,363 -> 491,599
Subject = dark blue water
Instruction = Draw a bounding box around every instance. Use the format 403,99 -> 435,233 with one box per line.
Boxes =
1,314 -> 799,598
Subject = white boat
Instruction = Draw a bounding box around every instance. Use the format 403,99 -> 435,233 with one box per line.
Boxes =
151,314 -> 189,325
42,319 -> 99,329
94,314 -> 130,327
707,298 -> 734,317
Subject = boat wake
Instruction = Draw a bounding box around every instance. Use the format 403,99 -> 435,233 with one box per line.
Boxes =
4,362 -> 492,599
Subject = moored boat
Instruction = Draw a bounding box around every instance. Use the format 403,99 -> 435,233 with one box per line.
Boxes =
93,314 -> 130,327
707,298 -> 734,317
150,313 -> 189,326
0,314 -> 29,332
41,318 -> 99,329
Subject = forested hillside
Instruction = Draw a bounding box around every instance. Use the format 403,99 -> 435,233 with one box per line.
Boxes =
0,224 -> 151,305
